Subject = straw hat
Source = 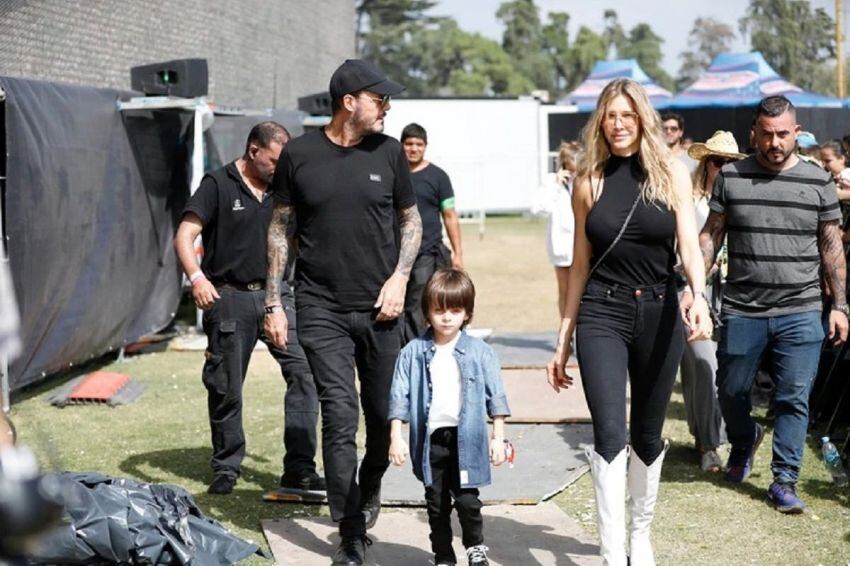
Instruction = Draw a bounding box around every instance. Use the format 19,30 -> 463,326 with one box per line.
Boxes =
687,130 -> 747,161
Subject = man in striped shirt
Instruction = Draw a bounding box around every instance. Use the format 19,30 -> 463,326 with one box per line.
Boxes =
698,95 -> 848,513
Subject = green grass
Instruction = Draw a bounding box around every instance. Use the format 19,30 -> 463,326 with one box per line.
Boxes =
9,217 -> 850,565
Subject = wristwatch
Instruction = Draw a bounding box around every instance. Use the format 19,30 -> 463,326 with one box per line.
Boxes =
831,303 -> 850,316
264,304 -> 283,314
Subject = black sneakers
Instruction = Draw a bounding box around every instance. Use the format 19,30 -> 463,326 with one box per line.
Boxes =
360,484 -> 382,530
207,474 -> 236,495
279,471 -> 327,492
331,535 -> 372,565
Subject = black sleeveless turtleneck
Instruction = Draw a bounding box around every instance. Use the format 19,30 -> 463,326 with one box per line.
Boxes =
585,153 -> 677,286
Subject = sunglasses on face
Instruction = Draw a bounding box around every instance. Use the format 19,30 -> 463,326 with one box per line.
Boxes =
662,125 -> 680,132
360,93 -> 391,108
708,156 -> 733,167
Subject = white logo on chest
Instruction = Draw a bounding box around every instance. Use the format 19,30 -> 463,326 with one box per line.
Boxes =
232,198 -> 245,211
369,173 -> 382,183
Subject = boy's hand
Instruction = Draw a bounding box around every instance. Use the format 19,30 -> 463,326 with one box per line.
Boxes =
489,437 -> 506,466
389,435 -> 409,466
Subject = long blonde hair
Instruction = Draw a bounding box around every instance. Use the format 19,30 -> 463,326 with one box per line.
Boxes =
579,78 -> 679,209
692,158 -> 710,199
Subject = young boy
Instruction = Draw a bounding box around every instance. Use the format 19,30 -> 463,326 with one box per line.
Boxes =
388,268 -> 510,566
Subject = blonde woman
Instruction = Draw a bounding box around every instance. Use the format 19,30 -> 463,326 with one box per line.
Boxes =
546,79 -> 711,566
680,131 -> 746,473
532,141 -> 582,317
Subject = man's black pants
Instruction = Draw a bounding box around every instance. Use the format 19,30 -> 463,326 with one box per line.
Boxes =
202,285 -> 319,480
426,427 -> 484,563
297,304 -> 401,537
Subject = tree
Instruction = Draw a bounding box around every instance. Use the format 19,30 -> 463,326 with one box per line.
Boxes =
739,0 -> 835,92
564,26 -> 609,92
496,0 -> 556,93
618,23 -> 675,91
602,9 -> 627,60
541,11 -> 571,95
356,0 -> 441,93
676,17 -> 736,90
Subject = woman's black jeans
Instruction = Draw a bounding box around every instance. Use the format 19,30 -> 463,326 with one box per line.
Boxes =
576,278 -> 685,464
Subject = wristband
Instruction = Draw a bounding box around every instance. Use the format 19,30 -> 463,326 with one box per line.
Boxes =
189,271 -> 205,285
264,304 -> 283,314
831,303 -> 849,316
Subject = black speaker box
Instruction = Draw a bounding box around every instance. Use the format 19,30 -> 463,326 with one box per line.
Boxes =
130,58 -> 208,98
298,92 -> 332,116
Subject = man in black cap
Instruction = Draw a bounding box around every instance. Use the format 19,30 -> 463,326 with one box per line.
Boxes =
264,60 -> 421,565
174,122 -> 324,497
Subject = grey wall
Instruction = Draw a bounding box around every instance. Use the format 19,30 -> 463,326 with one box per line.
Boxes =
0,0 -> 355,109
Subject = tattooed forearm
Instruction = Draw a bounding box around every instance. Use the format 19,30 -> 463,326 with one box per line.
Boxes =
699,211 -> 727,275
396,204 -> 422,277
265,202 -> 294,305
819,220 -> 848,305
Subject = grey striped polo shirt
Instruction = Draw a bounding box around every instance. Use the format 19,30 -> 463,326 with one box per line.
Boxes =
709,155 -> 841,317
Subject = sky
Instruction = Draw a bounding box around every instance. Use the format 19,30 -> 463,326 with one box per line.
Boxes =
432,0 -> 844,77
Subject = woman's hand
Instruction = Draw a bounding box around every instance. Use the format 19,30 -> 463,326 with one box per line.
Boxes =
388,435 -> 409,466
546,343 -> 575,392
686,294 -> 713,342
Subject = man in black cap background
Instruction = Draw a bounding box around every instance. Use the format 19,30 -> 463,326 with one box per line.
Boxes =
174,122 -> 324,497
264,60 -> 421,565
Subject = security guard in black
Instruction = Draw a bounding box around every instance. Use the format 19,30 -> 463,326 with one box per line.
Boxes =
175,122 -> 323,496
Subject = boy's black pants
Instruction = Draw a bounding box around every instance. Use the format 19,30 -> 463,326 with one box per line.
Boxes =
425,427 -> 484,563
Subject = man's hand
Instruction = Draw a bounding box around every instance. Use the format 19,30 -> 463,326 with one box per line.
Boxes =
451,253 -> 464,270
264,310 -> 288,350
828,310 -> 849,346
375,271 -> 409,321
490,437 -> 506,466
192,278 -> 220,310
389,434 -> 409,466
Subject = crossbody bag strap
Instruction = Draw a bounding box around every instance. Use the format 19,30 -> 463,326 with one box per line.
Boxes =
588,190 -> 642,280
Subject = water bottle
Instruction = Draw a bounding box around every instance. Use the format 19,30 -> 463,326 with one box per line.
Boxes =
821,436 -> 848,486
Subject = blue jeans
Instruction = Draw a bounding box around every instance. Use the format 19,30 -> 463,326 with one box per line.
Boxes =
716,311 -> 824,484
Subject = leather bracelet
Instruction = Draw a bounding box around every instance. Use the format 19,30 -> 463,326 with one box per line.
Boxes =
831,303 -> 849,316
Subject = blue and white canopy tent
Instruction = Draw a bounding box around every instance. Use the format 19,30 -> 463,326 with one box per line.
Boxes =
558,59 -> 673,111
669,52 -> 847,109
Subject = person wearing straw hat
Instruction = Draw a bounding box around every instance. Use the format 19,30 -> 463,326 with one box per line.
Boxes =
679,131 -> 746,473
698,95 -> 848,514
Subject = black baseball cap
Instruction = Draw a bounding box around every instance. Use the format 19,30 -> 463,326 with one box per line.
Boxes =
329,59 -> 405,100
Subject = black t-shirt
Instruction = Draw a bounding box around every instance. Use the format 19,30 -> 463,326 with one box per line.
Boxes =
411,163 -> 454,255
271,129 -> 416,311
183,162 -> 282,285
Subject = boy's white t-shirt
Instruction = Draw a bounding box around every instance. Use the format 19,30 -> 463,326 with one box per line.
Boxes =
427,333 -> 462,432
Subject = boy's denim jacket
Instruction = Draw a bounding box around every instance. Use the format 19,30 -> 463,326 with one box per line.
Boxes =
388,330 -> 510,488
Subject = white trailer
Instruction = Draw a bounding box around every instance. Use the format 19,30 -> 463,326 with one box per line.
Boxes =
383,98 -> 578,217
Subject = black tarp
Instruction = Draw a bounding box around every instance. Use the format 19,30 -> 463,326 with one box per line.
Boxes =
1,77 -> 192,391
29,472 -> 264,564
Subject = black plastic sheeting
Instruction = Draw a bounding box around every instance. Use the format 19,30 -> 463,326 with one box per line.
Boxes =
28,472 -> 265,565
1,77 -> 192,391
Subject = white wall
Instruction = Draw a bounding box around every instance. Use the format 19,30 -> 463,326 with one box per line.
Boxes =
384,98 -> 544,214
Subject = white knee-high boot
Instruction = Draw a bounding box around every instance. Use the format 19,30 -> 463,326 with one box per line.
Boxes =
585,446 -> 628,566
628,441 -> 669,566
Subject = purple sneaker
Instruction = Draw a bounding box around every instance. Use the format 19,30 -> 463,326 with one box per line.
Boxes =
724,423 -> 765,483
767,482 -> 806,514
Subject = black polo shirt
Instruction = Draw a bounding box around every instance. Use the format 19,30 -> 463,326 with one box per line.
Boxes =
271,129 -> 416,311
182,161 -> 279,285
